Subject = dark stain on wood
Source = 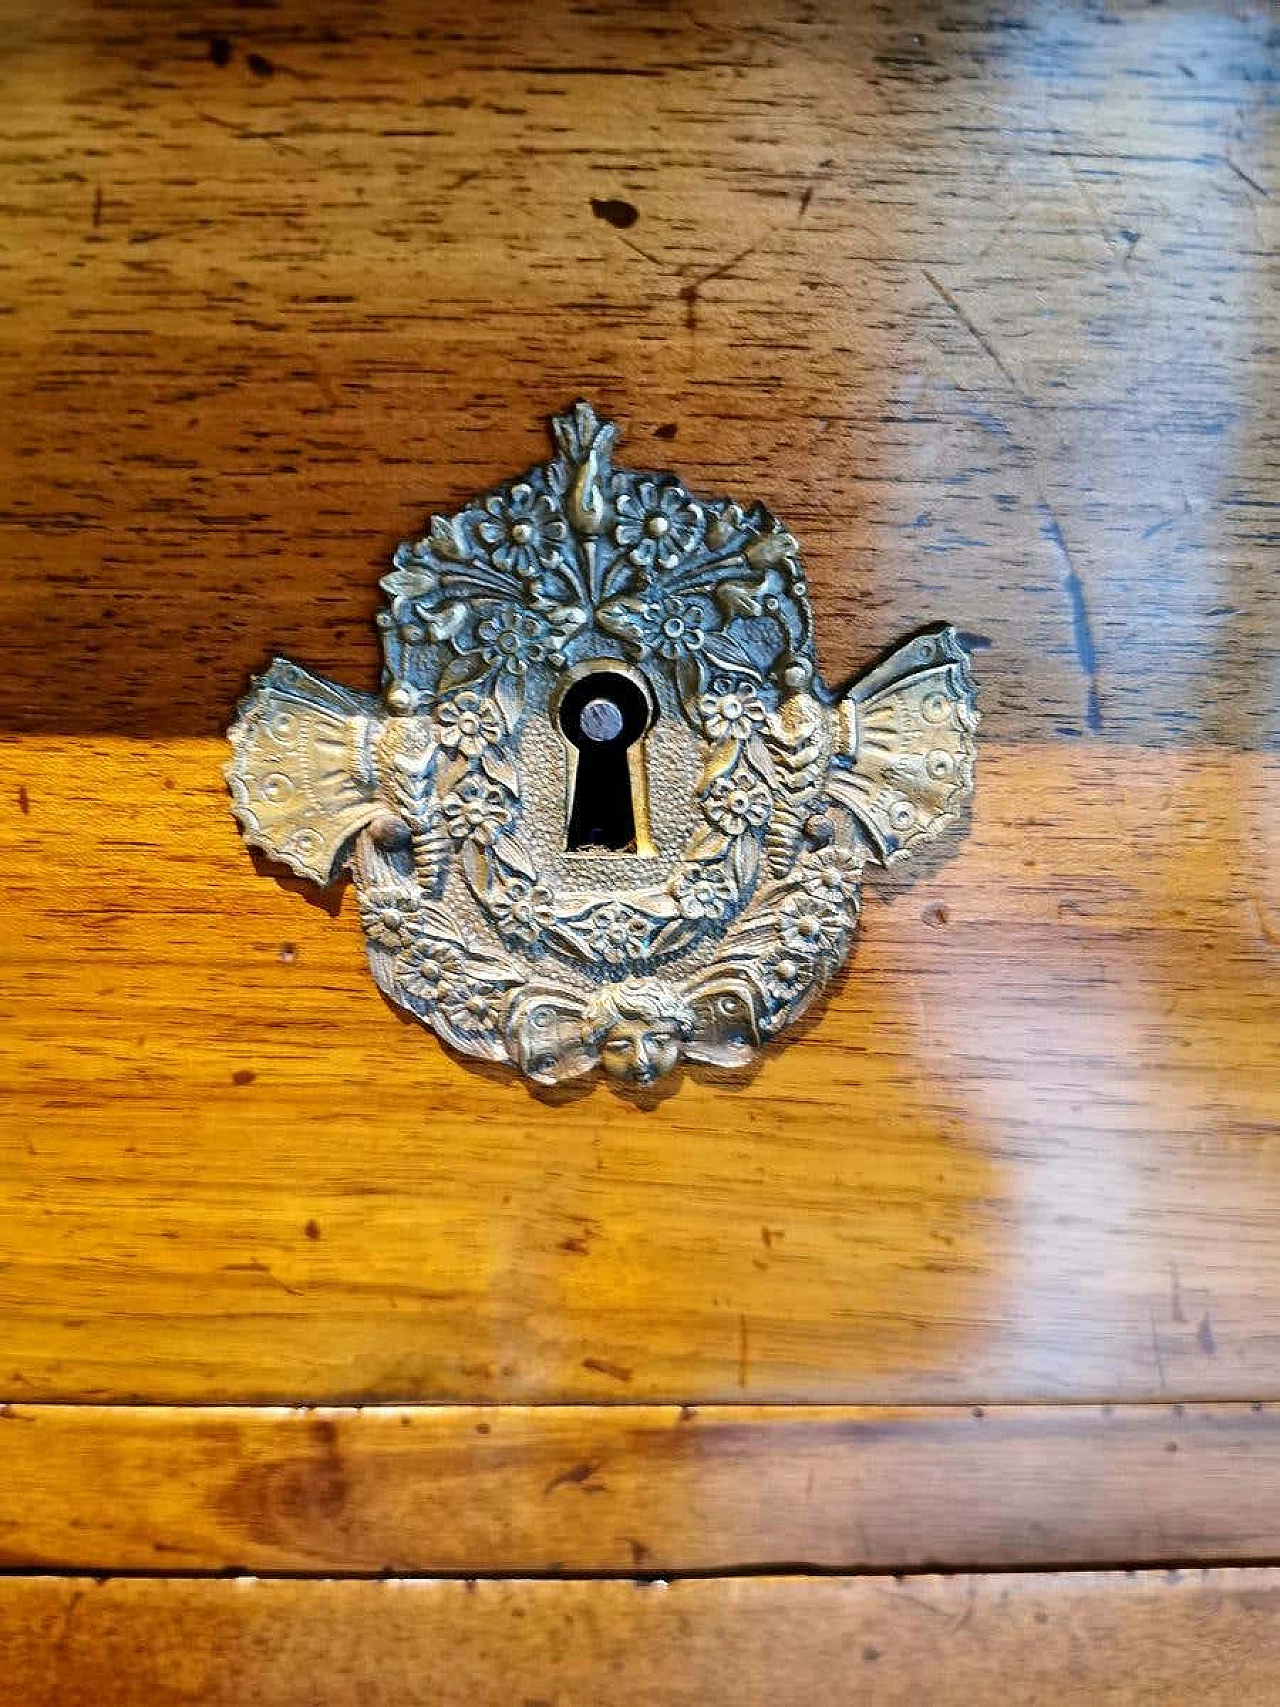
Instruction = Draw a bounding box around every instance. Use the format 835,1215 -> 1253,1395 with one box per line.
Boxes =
589,198 -> 638,230
582,1357 -> 633,1385
544,1460 -> 604,1496
1039,505 -> 1103,734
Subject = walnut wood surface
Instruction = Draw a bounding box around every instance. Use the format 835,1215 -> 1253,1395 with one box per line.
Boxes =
1,740 -> 1275,1402
3,1401 -> 1279,1575
0,0 -> 1274,753
6,1570 -> 1280,1705
0,0 -> 1277,1683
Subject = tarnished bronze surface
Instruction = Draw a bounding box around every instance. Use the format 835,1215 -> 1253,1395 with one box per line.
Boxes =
227,404 -> 977,1085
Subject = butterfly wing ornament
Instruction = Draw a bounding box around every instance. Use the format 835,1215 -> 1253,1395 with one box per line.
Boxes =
225,403 -> 979,1087
828,626 -> 978,865
225,658 -> 383,884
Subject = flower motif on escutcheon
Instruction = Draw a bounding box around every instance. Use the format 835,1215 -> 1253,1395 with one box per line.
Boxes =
477,483 -> 569,577
615,480 -> 704,571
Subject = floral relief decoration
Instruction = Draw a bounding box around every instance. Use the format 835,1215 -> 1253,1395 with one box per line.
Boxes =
226,402 -> 979,1087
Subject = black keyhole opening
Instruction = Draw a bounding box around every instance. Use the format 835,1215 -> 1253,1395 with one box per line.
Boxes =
557,670 -> 654,852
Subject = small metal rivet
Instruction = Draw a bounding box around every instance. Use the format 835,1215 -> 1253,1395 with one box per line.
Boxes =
579,696 -> 625,743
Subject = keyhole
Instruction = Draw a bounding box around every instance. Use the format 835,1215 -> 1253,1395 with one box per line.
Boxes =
556,669 -> 654,853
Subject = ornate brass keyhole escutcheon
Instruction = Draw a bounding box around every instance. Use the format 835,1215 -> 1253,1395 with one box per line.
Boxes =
226,402 -> 979,1087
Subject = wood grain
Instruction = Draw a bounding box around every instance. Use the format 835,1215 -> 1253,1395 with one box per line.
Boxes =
2,738 -> 1276,1402
5,1569 -> 1280,1704
0,2 -> 1277,1682
0,0 -> 1273,751
3,1401 -> 1280,1575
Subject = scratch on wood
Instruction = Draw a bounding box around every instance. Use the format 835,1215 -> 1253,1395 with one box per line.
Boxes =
738,1314 -> 750,1390
616,233 -> 669,270
921,268 -> 1019,388
878,1580 -> 956,1621
221,1259 -> 302,1297
1054,141 -> 1125,258
1223,156 -> 1269,198
691,242 -> 761,290
955,1574 -> 979,1630
193,109 -> 306,158
53,1588 -> 84,1659
680,242 -> 763,330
